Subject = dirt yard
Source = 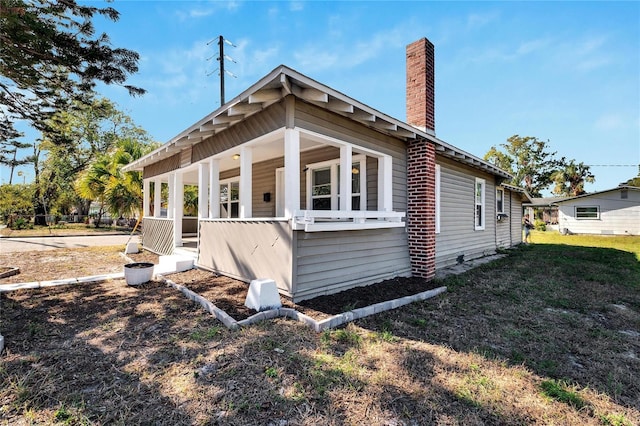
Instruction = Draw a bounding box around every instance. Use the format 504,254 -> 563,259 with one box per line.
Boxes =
1,242 -> 639,425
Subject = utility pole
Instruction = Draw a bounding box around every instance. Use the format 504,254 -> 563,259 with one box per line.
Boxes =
218,35 -> 225,106
208,35 -> 237,106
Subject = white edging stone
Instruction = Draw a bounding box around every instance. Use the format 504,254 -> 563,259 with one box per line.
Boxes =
159,273 -> 447,333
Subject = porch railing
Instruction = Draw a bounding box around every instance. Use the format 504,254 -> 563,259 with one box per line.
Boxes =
142,217 -> 174,255
292,210 -> 405,232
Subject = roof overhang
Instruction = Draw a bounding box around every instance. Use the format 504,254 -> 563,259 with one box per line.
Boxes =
550,185 -> 640,205
123,65 -> 512,180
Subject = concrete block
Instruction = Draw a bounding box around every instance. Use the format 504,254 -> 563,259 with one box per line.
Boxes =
245,279 -> 282,312
125,242 -> 139,254
0,334 -> 3,353
155,255 -> 193,274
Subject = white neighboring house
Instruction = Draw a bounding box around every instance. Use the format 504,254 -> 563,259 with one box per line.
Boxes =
554,186 -> 640,236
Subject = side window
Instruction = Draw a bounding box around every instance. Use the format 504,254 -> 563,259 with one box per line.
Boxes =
475,178 -> 485,230
575,206 -> 599,219
496,188 -> 504,214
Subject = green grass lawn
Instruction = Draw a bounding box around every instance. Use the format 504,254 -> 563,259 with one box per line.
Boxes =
531,230 -> 640,260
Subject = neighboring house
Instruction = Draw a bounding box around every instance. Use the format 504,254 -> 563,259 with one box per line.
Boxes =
123,38 -> 529,302
553,186 -> 640,235
524,196 -> 571,225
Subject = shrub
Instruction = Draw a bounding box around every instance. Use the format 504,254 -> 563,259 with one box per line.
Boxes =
534,219 -> 546,231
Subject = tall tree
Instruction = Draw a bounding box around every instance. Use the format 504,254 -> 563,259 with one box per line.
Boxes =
550,159 -> 595,196
0,0 -> 144,137
38,97 -> 151,219
484,135 -> 559,197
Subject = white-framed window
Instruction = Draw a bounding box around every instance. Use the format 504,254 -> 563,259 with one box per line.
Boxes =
474,178 -> 485,230
219,178 -> 239,218
496,188 -> 505,214
435,164 -> 441,234
575,206 -> 599,220
306,155 -> 366,210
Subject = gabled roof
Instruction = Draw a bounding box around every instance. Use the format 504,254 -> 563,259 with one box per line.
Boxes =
124,65 -> 511,179
551,185 -> 640,204
525,196 -> 570,207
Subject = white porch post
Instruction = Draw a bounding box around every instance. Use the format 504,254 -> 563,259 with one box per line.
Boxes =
239,146 -> 252,218
173,172 -> 183,247
378,155 -> 393,211
167,173 -> 174,219
142,179 -> 150,217
209,158 -> 220,218
154,178 -> 162,218
339,145 -> 353,211
198,163 -> 209,220
284,129 -> 300,218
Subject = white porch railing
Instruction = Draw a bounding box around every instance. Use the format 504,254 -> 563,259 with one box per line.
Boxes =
292,210 -> 405,232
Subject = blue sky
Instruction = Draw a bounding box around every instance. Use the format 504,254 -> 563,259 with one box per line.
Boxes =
5,1 -> 640,194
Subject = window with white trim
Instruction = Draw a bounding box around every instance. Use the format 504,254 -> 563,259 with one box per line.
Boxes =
475,178 -> 485,230
496,188 -> 504,214
306,155 -> 366,210
575,206 -> 599,220
219,179 -> 239,218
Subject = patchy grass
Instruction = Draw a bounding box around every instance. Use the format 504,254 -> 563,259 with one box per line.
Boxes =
0,236 -> 639,424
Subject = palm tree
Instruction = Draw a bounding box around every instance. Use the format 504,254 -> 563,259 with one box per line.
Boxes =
76,138 -> 157,226
551,159 -> 595,196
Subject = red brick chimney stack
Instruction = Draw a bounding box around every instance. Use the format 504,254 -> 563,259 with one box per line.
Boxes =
406,38 -> 435,135
405,37 -> 437,281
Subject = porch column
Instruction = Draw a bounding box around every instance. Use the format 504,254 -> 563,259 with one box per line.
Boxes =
378,155 -> 393,211
209,158 -> 220,218
339,145 -> 353,211
173,172 -> 183,247
239,146 -> 252,218
154,178 -> 162,218
198,163 -> 209,220
284,129 -> 300,218
167,173 -> 174,219
142,179 -> 150,217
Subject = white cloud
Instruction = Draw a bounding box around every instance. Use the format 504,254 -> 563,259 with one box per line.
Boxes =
292,25 -> 407,72
289,1 -> 304,12
466,11 -> 500,30
594,113 -> 624,131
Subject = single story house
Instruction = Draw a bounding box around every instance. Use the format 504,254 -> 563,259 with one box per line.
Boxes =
123,38 -> 530,302
553,185 -> 640,235
524,196 -> 571,225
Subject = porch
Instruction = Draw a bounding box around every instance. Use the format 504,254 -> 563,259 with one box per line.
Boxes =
139,126 -> 409,301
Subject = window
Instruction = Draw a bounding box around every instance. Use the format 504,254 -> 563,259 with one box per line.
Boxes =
475,178 -> 485,230
220,179 -> 239,218
311,167 -> 332,210
306,156 -> 366,210
496,188 -> 504,214
575,206 -> 599,220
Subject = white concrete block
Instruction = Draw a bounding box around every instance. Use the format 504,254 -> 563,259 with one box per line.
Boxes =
245,279 -> 282,312
155,255 -> 194,274
125,242 -> 139,254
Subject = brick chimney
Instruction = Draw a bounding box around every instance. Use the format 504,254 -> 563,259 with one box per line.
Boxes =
405,37 -> 437,281
406,38 -> 435,135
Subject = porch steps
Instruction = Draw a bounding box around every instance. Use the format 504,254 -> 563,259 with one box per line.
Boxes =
154,254 -> 194,275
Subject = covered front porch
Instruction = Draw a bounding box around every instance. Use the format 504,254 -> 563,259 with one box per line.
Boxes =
140,126 -> 407,300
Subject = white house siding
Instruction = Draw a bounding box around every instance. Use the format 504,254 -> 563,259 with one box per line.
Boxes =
293,228 -> 412,302
556,188 -> 640,235
435,157 -> 498,269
